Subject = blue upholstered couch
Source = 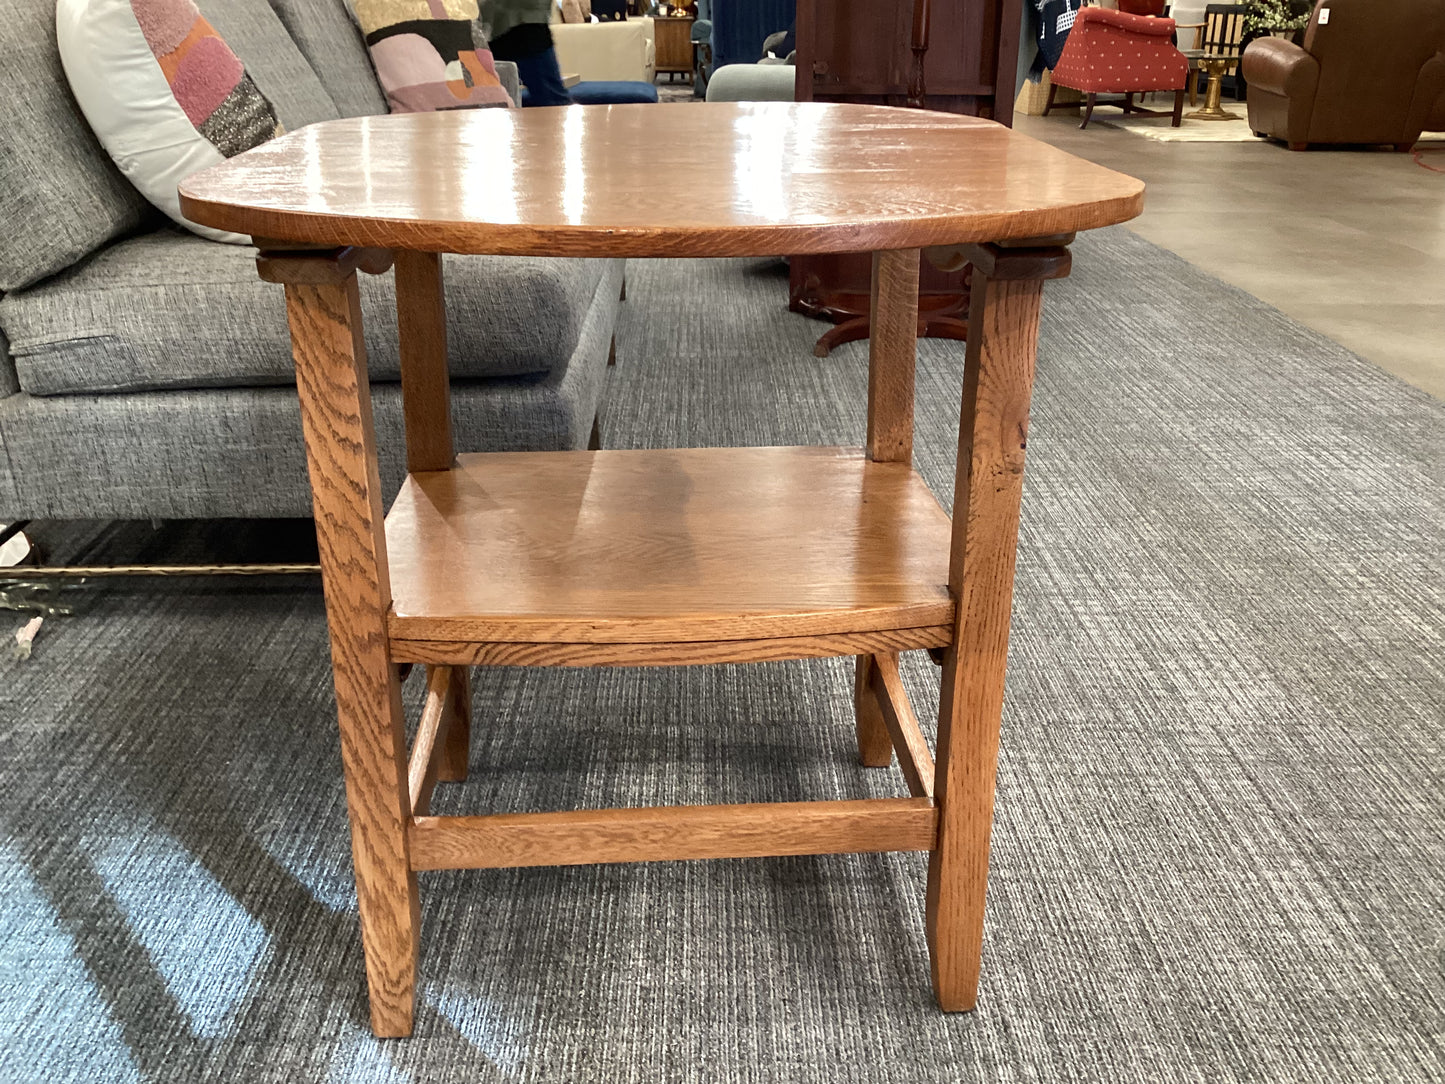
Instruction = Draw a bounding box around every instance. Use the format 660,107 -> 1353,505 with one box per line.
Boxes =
709,0 -> 795,70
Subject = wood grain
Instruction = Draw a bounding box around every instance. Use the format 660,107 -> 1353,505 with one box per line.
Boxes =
926,263 -> 1047,1013
857,249 -> 923,767
439,665 -> 471,783
406,666 -> 453,817
868,651 -> 936,798
853,655 -> 895,767
393,250 -> 454,473
866,249 -> 920,466
389,626 -> 952,667
179,104 -> 1144,256
384,446 -> 955,644
257,246 -> 393,285
409,798 -> 938,871
282,270 -> 418,1037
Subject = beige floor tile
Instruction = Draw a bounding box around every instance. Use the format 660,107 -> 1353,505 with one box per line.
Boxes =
1016,112 -> 1445,399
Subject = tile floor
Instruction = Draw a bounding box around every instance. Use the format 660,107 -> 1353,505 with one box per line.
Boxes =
1016,109 -> 1445,399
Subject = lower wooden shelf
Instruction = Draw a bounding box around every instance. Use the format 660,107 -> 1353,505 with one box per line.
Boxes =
409,797 -> 939,871
385,445 -> 954,662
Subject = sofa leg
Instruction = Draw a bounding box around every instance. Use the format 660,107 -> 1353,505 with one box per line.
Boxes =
1395,142 -> 1415,153
619,275 -> 627,302
1171,89 -> 1184,127
1079,93 -> 1096,130
1288,141 -> 1307,151
1122,92 -> 1134,114
608,334 -> 617,367
1042,82 -> 1058,116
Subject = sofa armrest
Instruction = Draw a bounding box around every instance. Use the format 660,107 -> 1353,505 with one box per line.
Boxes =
1409,52 -> 1445,135
1082,9 -> 1177,37
1241,37 -> 1319,100
494,61 -> 521,108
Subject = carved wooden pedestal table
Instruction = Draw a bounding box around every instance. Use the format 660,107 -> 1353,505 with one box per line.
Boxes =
179,102 -> 1143,1038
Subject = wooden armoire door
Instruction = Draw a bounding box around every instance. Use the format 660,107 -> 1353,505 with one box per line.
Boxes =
789,0 -> 1024,355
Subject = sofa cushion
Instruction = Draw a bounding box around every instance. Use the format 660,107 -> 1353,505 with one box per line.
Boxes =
0,228 -> 612,396
58,0 -> 287,244
0,0 -> 157,292
265,0 -> 388,117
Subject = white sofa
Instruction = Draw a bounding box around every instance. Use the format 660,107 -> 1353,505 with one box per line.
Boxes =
550,16 -> 655,83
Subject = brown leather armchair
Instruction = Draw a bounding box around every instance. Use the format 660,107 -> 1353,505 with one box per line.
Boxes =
1430,81 -> 1445,131
1243,0 -> 1445,151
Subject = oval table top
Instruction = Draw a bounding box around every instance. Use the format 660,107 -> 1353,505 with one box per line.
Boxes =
179,102 -> 1144,258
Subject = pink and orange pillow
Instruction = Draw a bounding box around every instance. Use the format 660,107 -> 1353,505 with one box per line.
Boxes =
58,0 -> 282,242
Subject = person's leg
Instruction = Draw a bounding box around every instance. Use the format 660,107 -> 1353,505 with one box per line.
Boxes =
515,47 -> 573,107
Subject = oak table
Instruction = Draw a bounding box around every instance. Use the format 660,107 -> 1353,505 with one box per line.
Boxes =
179,102 -> 1144,1038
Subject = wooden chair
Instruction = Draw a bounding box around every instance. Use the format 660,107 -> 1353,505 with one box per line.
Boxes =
1202,3 -> 1249,99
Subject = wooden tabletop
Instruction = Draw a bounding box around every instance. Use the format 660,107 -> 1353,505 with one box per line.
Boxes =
179,103 -> 1144,257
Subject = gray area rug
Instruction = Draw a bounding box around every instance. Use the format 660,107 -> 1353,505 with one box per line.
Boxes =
1,229 -> 1441,1083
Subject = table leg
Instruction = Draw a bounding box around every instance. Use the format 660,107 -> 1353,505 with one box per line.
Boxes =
854,248 -> 921,765
925,241 -> 1069,1011
854,655 -> 893,767
393,249 -> 473,785
394,250 -> 456,474
268,250 -> 419,1037
439,666 -> 472,782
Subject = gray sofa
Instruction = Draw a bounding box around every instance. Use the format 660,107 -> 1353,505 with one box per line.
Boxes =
0,0 -> 622,521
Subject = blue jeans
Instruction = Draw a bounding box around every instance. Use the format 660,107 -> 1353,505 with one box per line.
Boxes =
515,47 -> 573,107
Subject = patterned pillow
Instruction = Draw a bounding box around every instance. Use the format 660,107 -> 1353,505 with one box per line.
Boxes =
350,1 -> 514,113
57,0 -> 282,243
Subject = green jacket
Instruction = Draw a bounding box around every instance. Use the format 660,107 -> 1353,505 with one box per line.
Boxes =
479,0 -> 556,41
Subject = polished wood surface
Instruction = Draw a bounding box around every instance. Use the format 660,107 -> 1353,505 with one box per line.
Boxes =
180,104 -> 1143,256
393,250 -> 455,474
854,654 -> 896,767
406,665 -> 454,818
439,665 -> 471,783
278,266 -> 418,1038
788,0 -> 1025,353
235,91 -> 1138,1031
926,258 -> 1047,1013
390,627 -> 953,668
384,446 -> 955,645
868,651 -> 936,798
866,249 -> 920,465
409,797 -> 938,872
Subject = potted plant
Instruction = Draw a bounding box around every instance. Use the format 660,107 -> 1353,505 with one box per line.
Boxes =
1246,0 -> 1313,41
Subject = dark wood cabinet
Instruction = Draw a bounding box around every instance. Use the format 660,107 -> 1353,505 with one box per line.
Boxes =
788,0 -> 1025,355
654,16 -> 697,81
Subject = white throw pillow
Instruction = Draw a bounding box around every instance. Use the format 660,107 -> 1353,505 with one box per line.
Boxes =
56,0 -> 285,243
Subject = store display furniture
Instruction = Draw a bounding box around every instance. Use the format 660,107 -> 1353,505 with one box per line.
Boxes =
788,0 -> 1026,358
1045,7 -> 1190,130
179,101 -> 1144,1038
1242,0 -> 1445,151
0,0 -> 611,525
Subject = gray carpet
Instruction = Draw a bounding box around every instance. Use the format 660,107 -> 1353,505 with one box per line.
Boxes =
1,228 -> 1441,1083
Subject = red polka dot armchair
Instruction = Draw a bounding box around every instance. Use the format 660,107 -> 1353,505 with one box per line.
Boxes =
1043,6 -> 1190,129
